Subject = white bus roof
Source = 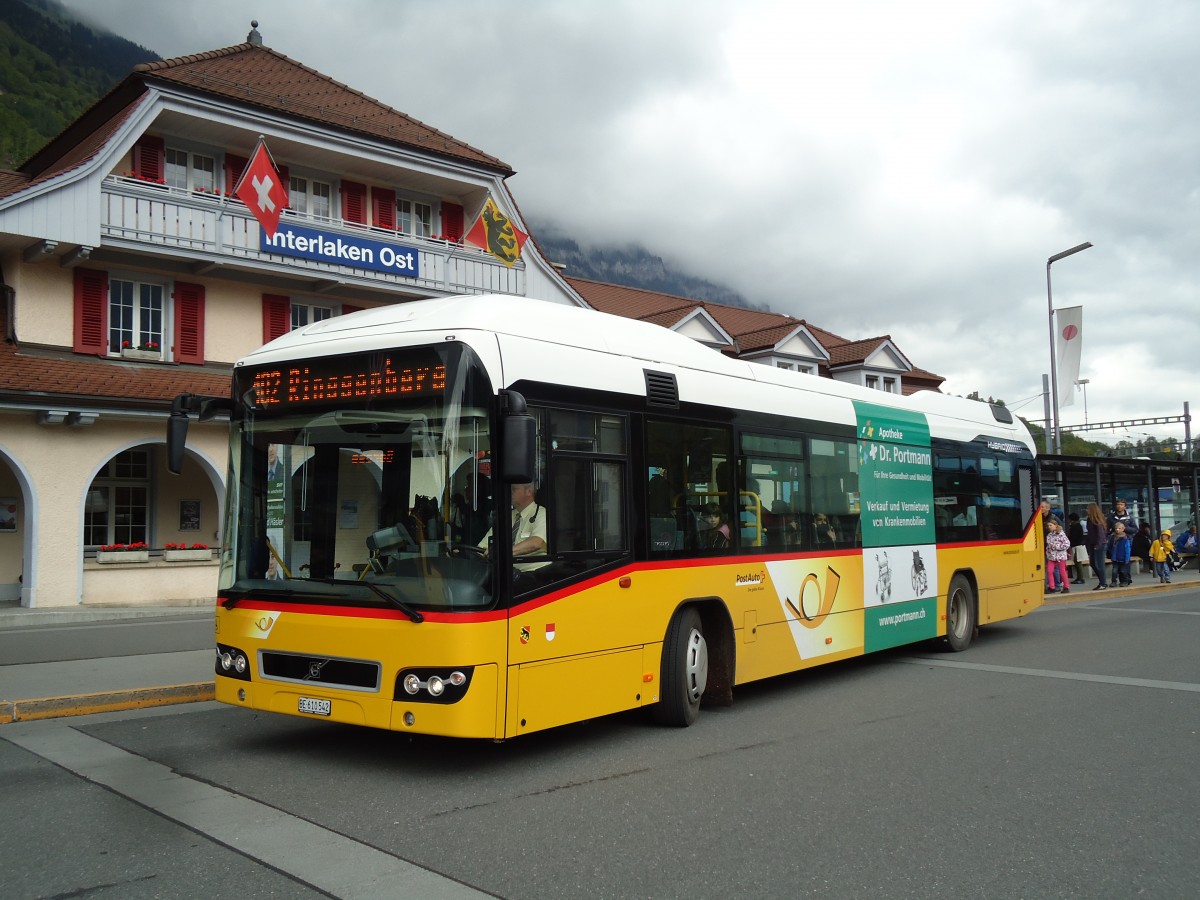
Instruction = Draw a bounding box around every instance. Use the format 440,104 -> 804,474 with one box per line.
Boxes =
240,293 -> 1034,453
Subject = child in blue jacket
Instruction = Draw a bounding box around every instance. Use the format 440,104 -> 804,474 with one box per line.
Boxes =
1110,522 -> 1133,586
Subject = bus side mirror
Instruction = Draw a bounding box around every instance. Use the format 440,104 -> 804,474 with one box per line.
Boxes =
499,389 -> 535,484
502,414 -> 535,484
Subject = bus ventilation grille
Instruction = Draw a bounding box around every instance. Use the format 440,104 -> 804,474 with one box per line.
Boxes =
644,369 -> 679,408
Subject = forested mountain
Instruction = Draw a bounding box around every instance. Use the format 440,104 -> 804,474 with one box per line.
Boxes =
0,0 -> 157,168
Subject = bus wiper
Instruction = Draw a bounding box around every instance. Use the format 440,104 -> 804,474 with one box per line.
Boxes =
359,580 -> 425,623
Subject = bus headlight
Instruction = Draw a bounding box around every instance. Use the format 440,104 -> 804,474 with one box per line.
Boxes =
393,667 -> 475,704
215,644 -> 252,682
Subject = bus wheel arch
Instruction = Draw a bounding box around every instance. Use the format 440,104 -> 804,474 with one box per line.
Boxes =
944,571 -> 978,652
653,599 -> 733,726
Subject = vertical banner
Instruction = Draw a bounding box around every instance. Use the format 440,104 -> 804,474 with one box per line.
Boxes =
853,402 -> 939,651
1055,305 -> 1083,407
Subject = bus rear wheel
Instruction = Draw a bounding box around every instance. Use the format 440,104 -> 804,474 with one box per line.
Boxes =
944,574 -> 976,652
653,607 -> 708,726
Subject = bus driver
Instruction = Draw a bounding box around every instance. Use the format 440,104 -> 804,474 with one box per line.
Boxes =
479,482 -> 548,572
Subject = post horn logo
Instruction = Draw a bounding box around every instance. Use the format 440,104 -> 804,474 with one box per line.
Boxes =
784,567 -> 842,629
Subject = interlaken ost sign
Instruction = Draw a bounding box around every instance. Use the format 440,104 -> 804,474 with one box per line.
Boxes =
261,221 -> 421,279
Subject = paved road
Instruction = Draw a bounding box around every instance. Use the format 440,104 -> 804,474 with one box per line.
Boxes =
4,586 -> 1199,899
0,613 -> 212,665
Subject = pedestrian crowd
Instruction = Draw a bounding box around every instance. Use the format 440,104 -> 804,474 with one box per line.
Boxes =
1041,498 -> 1190,593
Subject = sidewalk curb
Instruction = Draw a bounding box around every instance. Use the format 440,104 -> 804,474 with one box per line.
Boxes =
1042,578 -> 1191,605
0,682 -> 215,725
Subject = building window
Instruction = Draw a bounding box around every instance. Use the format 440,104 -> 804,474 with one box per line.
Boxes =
85,449 -> 151,548
290,176 -> 332,220
776,361 -> 795,371
109,278 -> 164,357
883,377 -> 897,393
398,197 -> 432,237
164,148 -> 216,193
291,302 -> 333,330
866,375 -> 879,390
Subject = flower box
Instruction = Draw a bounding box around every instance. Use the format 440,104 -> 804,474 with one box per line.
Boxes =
96,549 -> 150,564
121,348 -> 161,361
163,548 -> 212,562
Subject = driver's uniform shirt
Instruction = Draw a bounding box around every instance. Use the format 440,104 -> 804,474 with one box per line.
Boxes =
477,502 -> 549,571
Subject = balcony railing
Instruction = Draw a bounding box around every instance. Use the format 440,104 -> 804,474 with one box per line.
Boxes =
100,175 -> 525,297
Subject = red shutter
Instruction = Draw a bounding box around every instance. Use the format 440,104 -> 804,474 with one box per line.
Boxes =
442,203 -> 464,241
262,294 -> 291,343
225,154 -> 249,194
341,304 -> 363,316
173,282 -> 206,364
371,187 -> 396,230
341,180 -> 367,226
131,135 -> 164,182
73,268 -> 108,357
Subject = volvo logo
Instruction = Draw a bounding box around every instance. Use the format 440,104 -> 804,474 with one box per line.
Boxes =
305,659 -> 330,680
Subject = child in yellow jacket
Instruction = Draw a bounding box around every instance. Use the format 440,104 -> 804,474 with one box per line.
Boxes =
1148,529 -> 1175,584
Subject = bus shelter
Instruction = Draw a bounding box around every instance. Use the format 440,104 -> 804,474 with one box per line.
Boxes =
1039,454 -> 1200,536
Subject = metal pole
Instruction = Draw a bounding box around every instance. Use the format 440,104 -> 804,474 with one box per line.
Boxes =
1041,374 -> 1052,455
1046,263 -> 1059,455
1186,401 -> 1199,534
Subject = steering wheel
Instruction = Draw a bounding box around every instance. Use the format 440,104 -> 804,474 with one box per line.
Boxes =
446,542 -> 488,560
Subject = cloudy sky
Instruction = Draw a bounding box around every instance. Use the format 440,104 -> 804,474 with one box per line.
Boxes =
58,0 -> 1200,447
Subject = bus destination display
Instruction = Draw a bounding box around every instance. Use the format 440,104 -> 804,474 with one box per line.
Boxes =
248,353 -> 446,408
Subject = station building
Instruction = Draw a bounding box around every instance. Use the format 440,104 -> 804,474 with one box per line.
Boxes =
0,29 -> 946,608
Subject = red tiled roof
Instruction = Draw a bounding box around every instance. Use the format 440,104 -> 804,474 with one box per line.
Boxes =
137,44 -> 511,174
0,170 -> 30,197
566,275 -> 943,386
828,336 -> 886,367
567,277 -> 697,321
0,304 -> 229,408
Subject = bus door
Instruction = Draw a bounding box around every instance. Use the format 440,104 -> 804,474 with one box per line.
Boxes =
505,406 -> 638,735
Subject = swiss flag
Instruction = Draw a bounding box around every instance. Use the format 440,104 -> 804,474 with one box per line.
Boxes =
234,139 -> 289,239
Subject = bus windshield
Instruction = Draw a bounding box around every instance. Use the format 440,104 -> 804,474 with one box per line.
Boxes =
219,343 -> 497,613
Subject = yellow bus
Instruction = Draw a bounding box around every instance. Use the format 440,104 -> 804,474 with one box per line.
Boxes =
168,294 -> 1044,738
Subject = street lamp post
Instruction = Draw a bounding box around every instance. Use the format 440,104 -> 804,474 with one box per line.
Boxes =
1047,242 -> 1093,454
1076,378 -> 1090,425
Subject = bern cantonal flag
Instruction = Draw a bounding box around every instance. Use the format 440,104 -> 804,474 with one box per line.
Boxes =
464,197 -> 529,267
234,140 -> 289,239
1055,305 -> 1083,408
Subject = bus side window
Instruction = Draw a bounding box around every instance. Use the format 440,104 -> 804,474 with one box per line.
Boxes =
646,419 -> 733,557
529,409 -> 630,590
809,436 -> 860,548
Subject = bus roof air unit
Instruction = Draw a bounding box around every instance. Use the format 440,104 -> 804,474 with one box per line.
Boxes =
644,370 -> 679,409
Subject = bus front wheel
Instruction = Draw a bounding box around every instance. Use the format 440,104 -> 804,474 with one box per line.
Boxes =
944,574 -> 976,652
653,607 -> 708,726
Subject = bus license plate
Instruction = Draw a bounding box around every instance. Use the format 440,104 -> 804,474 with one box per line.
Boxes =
298,697 -> 331,716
